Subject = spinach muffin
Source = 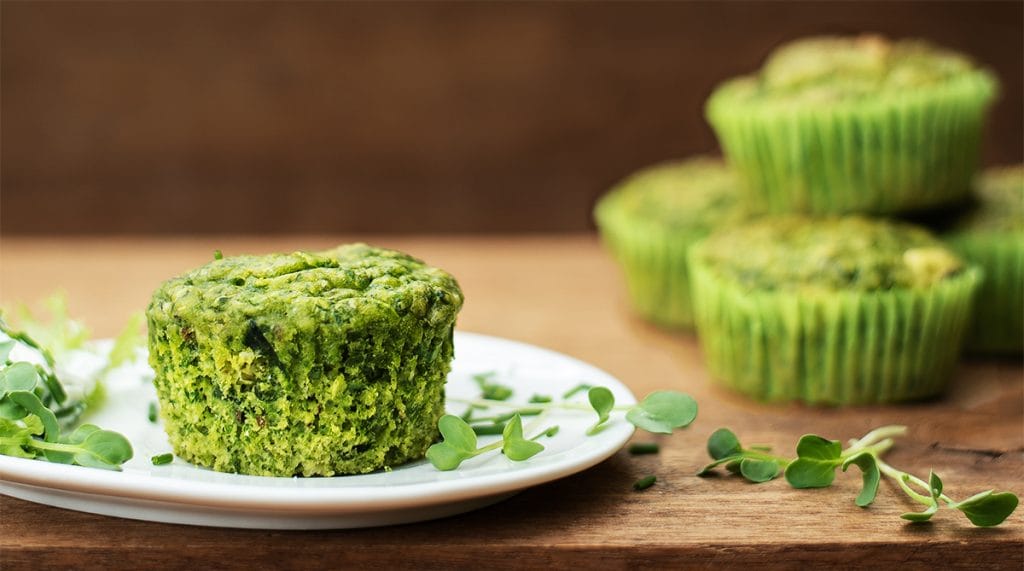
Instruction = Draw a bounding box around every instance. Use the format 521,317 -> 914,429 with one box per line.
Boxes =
707,35 -> 998,215
689,216 -> 979,404
146,244 -> 463,476
594,157 -> 748,328
943,165 -> 1024,355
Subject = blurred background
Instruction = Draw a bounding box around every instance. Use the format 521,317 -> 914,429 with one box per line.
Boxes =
3,1 -> 1022,236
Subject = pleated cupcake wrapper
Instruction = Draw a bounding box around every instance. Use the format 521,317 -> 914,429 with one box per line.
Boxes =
595,205 -> 704,329
707,74 -> 996,215
689,258 -> 980,405
948,233 -> 1024,355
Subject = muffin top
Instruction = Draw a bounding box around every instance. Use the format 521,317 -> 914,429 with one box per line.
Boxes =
149,243 -> 463,330
595,157 -> 747,234
953,165 -> 1024,233
713,35 -> 994,105
691,216 -> 966,292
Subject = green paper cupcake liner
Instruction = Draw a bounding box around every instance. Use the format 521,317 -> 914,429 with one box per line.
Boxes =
947,233 -> 1024,354
707,73 -> 996,215
689,255 -> 980,404
595,206 -> 706,328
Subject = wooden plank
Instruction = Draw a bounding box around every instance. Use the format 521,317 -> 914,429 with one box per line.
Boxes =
0,236 -> 1021,568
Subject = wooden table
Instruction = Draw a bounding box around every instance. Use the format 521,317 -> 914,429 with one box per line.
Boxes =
1,235 -> 1022,568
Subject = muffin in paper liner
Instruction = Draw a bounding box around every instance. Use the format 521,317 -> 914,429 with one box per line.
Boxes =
706,35 -> 998,215
594,157 -> 748,329
688,216 -> 980,405
942,165 -> 1024,355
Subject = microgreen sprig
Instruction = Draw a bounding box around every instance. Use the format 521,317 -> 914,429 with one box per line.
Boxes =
700,425 -> 1019,527
0,317 -> 135,470
428,372 -> 697,471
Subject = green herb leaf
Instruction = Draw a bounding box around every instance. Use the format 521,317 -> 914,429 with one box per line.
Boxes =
625,391 -> 697,434
901,471 -> 943,523
426,414 -> 478,471
7,392 -> 59,442
147,401 -> 158,423
739,458 -> 779,483
901,503 -> 939,523
586,386 -> 614,435
952,490 -> 1020,527
842,452 -> 880,507
0,361 -> 39,395
73,429 -> 134,470
528,394 -> 552,404
707,428 -> 742,460
0,340 -> 15,363
784,435 -> 842,489
501,414 -> 545,461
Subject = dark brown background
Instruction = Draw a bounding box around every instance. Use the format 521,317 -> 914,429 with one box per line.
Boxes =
2,1 -> 1022,235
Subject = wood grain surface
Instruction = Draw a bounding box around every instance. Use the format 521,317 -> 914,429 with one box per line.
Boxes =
3,1 -> 1023,235
0,235 -> 1022,569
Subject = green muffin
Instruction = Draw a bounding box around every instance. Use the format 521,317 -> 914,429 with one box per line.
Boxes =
707,35 -> 998,215
146,244 -> 463,476
943,165 -> 1024,355
689,216 -> 979,404
594,157 -> 748,328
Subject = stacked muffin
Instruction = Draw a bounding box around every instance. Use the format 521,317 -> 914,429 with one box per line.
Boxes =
597,35 -> 1018,405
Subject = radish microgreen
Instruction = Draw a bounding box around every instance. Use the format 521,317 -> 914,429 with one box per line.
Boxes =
700,425 -> 1019,527
0,318 -> 135,470
429,371 -> 697,471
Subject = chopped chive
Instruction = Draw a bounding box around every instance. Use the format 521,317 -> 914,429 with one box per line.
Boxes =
147,401 -> 158,423
471,423 -> 506,436
633,475 -> 657,491
151,453 -> 173,466
629,442 -> 660,455
213,250 -> 224,260
528,394 -> 552,403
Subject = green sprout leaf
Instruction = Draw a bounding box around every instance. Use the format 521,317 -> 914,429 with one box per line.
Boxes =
784,435 -> 842,489
501,414 -> 544,461
72,429 -> 134,470
739,458 -> 779,483
625,391 -> 697,434
952,490 -> 1020,527
0,340 -> 15,363
842,452 -> 880,507
426,414 -> 479,471
901,471 -> 943,523
628,442 -> 659,455
707,428 -> 742,460
7,392 -> 59,442
586,386 -> 614,435
0,361 -> 39,395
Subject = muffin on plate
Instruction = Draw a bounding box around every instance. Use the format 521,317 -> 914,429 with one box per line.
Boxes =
689,216 -> 979,405
146,244 -> 463,476
706,35 -> 998,215
594,157 -> 749,328
942,165 -> 1024,355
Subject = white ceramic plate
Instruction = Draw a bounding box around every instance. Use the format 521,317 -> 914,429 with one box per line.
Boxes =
0,331 -> 636,529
